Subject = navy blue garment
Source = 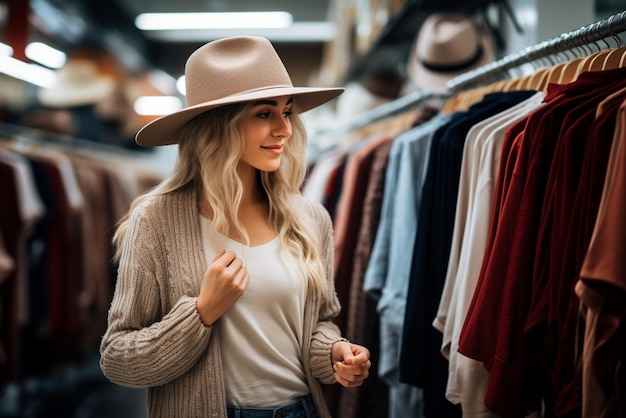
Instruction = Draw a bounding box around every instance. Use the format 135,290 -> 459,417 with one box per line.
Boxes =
399,90 -> 537,417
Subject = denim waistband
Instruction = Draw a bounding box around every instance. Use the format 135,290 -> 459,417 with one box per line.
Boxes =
226,394 -> 317,418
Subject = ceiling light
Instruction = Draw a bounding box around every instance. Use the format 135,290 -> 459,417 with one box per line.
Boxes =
0,55 -> 56,87
143,22 -> 337,43
25,42 -> 66,69
176,76 -> 186,96
135,12 -> 293,31
0,42 -> 13,56
134,96 -> 183,116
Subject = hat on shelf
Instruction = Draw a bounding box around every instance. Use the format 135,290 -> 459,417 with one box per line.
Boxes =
38,59 -> 115,108
407,13 -> 495,92
136,36 -> 344,146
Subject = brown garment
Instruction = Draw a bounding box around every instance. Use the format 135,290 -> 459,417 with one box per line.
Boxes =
71,157 -> 116,353
333,132 -> 396,332
339,139 -> 394,418
577,97 -> 626,418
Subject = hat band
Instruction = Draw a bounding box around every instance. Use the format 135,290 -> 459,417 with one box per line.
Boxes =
231,84 -> 295,97
419,45 -> 484,73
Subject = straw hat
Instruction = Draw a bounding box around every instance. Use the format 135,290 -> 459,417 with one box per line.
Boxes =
136,36 -> 344,146
408,13 -> 495,92
38,59 -> 115,108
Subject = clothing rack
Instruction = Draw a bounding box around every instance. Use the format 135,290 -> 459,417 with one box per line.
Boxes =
446,9 -> 626,92
320,9 -> 626,136
0,122 -> 136,156
332,89 -> 439,134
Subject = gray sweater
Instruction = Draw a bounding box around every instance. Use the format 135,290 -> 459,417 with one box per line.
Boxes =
100,187 -> 344,417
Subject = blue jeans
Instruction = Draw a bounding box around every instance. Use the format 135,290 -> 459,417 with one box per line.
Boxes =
226,394 -> 319,418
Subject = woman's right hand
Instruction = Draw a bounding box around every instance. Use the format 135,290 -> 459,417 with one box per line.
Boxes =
196,250 -> 249,326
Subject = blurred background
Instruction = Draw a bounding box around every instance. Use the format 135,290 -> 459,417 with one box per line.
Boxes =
1,0 -> 625,417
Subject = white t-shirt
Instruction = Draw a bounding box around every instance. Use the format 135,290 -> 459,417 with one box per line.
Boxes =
200,216 -> 309,407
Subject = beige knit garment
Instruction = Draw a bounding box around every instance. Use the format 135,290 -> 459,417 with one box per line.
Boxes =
100,187 -> 344,418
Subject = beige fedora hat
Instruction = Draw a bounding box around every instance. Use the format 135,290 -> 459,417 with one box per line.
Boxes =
408,13 -> 495,92
136,36 -> 344,146
38,59 -> 115,108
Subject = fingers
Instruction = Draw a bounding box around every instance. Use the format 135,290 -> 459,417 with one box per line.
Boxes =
211,249 -> 226,263
197,250 -> 248,326
334,360 -> 371,387
214,249 -> 237,267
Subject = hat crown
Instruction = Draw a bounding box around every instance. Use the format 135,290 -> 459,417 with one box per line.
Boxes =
185,36 -> 294,107
417,14 -> 481,66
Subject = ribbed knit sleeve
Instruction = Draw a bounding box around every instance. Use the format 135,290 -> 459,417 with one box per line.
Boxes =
100,194 -> 213,388
304,199 -> 345,384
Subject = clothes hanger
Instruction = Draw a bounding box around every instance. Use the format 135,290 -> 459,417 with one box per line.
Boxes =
557,57 -> 584,84
502,76 -> 523,91
598,46 -> 626,70
600,16 -> 626,71
575,15 -> 626,75
574,23 -> 607,75
586,33 -> 614,72
524,66 -> 551,91
540,61 -> 568,91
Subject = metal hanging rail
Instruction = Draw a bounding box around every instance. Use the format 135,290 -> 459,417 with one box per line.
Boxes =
446,10 -> 626,92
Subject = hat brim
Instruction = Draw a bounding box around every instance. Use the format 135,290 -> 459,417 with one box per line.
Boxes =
136,86 -> 344,146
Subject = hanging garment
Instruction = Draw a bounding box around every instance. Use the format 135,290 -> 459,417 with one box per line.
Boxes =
576,96 -> 626,418
399,90 -> 536,418
457,68 -> 626,418
433,91 -> 545,417
364,113 -> 451,418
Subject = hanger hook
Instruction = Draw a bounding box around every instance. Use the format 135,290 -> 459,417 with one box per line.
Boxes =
606,14 -> 622,47
597,19 -> 612,49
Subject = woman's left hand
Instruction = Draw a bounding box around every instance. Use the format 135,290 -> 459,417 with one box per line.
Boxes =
331,341 -> 371,387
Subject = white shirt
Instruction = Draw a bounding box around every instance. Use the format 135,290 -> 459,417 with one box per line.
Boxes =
200,216 -> 309,407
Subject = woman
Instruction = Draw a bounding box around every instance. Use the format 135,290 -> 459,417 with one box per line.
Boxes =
99,36 -> 371,418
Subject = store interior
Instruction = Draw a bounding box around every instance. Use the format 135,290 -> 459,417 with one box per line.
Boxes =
1,0 -> 625,416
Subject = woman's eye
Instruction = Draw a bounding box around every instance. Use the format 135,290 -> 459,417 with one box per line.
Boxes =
256,111 -> 270,119
283,110 -> 293,117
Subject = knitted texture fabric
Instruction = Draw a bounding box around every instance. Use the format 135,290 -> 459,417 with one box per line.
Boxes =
100,187 -> 344,418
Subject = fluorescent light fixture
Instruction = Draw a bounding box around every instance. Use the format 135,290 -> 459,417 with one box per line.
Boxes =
134,96 -> 183,116
0,55 -> 57,87
176,76 -> 186,96
143,22 -> 337,43
25,42 -> 66,69
148,69 -> 177,95
0,42 -> 13,56
135,11 -> 293,30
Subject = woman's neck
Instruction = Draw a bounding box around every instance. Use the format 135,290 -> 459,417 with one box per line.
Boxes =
199,169 -> 275,245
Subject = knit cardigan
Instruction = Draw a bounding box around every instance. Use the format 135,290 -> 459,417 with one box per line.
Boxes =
99,187 -> 345,417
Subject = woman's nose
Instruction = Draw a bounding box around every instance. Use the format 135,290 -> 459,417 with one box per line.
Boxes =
272,117 -> 292,138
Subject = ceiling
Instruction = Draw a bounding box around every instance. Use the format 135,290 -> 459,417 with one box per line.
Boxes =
29,0 -> 513,90
31,0 -> 333,79
21,0 -> 626,86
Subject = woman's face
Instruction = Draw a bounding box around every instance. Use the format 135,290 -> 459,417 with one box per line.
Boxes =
239,95 -> 293,173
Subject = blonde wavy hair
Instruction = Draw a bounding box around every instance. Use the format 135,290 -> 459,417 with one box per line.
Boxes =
113,101 -> 329,297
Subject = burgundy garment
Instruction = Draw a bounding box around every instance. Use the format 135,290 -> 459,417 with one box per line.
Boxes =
42,159 -> 82,363
0,161 -> 23,383
531,87 -> 625,417
458,68 -> 626,418
322,159 -> 344,219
